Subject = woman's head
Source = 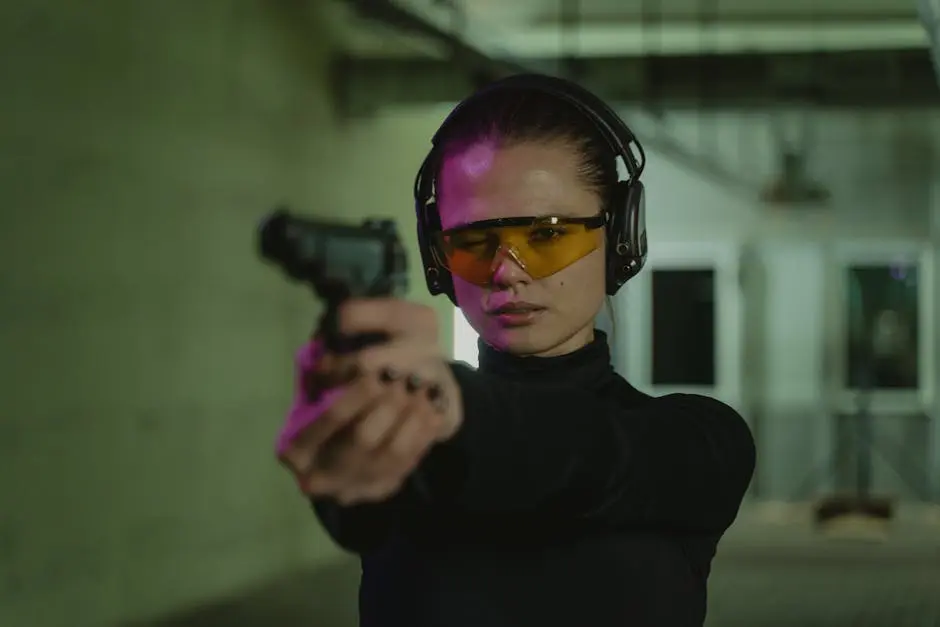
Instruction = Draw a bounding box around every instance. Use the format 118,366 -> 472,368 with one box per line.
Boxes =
432,87 -> 619,357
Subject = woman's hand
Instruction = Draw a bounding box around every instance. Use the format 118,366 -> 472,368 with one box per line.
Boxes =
276,299 -> 463,505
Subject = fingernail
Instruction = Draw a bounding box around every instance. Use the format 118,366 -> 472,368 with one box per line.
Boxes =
379,367 -> 398,383
426,384 -> 447,412
405,374 -> 422,393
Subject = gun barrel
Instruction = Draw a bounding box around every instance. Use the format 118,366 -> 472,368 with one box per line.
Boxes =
257,207 -> 408,300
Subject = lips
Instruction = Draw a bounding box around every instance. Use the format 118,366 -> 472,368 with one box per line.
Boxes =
488,302 -> 546,315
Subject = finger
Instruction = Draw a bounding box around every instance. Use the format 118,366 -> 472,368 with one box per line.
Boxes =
390,370 -> 451,419
308,354 -> 360,390
297,380 -> 441,500
339,298 -> 438,341
311,392 -> 433,500
276,387 -> 344,460
337,478 -> 404,506
378,403 -> 439,477
279,443 -> 315,483
351,382 -> 411,450
354,340 -> 442,378
288,374 -> 387,457
300,435 -> 359,496
300,383 -> 409,495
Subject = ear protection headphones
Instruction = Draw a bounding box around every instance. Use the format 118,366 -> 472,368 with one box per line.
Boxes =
413,73 -> 648,304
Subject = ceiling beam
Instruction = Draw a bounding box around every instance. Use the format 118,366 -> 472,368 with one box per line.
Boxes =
383,0 -> 927,56
529,12 -> 920,25
332,49 -> 940,114
338,0 -> 937,195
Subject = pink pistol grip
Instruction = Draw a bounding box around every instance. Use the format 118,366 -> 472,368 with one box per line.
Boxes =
275,339 -> 329,458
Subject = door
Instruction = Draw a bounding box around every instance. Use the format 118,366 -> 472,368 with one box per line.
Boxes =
823,241 -> 935,499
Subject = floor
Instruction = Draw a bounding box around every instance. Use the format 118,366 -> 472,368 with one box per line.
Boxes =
131,504 -> 940,627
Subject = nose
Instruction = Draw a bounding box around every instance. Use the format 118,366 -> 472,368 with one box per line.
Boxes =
490,245 -> 530,287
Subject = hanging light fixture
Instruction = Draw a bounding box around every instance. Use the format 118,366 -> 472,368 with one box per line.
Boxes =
760,7 -> 831,207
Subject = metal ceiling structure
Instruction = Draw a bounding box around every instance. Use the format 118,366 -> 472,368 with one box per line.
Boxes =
334,50 -> 937,110
321,0 -> 939,192
328,0 -> 936,111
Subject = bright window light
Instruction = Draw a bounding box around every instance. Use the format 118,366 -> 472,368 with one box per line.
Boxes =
452,307 -> 479,367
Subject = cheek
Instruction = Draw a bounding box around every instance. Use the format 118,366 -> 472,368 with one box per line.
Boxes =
452,278 -> 486,314
547,248 -> 607,298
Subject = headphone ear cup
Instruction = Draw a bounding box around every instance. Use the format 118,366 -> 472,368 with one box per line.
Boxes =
605,181 -> 646,295
625,180 -> 647,266
417,201 -> 457,303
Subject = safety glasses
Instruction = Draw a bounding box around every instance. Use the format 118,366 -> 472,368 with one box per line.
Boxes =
433,213 -> 606,286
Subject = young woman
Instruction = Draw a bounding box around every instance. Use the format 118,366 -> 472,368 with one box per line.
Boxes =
277,74 -> 756,627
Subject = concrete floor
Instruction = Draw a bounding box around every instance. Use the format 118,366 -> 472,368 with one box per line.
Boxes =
131,504 -> 940,627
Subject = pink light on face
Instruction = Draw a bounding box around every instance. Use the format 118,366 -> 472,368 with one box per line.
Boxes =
439,140 -> 501,229
458,141 -> 497,179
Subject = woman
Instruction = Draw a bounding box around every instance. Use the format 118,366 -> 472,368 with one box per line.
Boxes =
277,75 -> 756,627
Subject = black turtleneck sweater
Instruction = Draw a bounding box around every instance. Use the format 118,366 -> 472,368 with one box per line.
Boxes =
312,331 -> 756,627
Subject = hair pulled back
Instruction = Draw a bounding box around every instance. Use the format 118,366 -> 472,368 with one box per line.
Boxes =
433,88 -> 619,203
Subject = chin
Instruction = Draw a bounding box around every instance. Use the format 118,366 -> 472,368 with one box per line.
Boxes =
480,324 -> 559,356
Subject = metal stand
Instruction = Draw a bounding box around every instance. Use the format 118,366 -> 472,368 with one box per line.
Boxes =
793,365 -> 932,511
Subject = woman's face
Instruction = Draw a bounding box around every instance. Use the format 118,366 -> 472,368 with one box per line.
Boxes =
438,138 -> 607,357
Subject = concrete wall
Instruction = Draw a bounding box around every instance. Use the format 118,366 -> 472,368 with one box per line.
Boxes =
0,2 -> 451,626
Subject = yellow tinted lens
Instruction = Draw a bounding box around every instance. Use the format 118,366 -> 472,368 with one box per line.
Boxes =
439,228 -> 500,285
438,220 -> 602,286
516,222 -> 601,279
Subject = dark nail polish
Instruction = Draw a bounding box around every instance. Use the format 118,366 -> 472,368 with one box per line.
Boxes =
427,384 -> 447,412
405,374 -> 422,393
379,367 -> 398,383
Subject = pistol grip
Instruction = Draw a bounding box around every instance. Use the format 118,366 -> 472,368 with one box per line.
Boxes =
325,331 -> 389,354
320,301 -> 388,354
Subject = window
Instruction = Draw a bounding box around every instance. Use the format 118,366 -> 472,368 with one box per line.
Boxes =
651,269 -> 716,386
845,263 -> 920,390
452,307 -> 479,367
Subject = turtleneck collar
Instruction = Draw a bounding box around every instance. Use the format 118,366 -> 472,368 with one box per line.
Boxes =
476,330 -> 615,389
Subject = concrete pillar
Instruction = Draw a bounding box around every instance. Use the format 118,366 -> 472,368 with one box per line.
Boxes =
929,166 -> 940,502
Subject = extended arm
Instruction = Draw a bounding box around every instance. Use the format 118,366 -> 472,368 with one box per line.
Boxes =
432,364 -> 756,533
311,363 -> 755,552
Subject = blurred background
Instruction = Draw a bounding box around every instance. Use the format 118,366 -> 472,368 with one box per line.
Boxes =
1,0 -> 939,625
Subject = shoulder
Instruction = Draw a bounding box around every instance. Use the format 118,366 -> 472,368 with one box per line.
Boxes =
609,374 -> 745,422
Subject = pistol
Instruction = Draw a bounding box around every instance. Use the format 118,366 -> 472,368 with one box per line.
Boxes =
257,207 -> 409,353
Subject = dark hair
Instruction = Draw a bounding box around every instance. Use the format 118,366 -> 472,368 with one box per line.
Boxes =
434,88 -> 619,202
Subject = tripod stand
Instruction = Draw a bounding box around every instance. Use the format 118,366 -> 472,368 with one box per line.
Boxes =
793,363 -> 932,521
